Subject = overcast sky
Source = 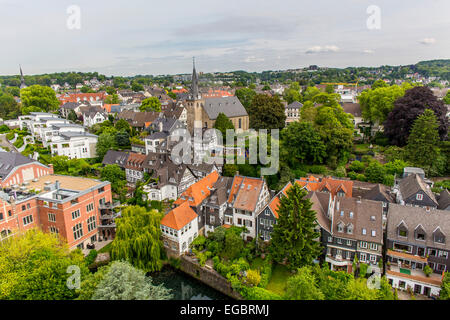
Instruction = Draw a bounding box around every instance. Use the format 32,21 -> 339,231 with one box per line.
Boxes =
1,0 -> 449,76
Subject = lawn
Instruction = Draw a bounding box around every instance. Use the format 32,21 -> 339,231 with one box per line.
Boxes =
266,264 -> 292,297
250,257 -> 265,271
98,241 -> 113,254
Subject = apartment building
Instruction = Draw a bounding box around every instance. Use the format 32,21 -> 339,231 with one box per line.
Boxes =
50,132 -> 98,159
386,203 -> 449,297
0,174 -> 112,250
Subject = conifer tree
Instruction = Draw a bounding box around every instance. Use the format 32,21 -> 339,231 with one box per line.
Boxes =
405,109 -> 441,173
269,183 -> 322,268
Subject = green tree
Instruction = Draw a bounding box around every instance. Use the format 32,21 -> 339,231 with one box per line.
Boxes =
92,261 -> 172,300
20,85 -> 60,112
68,110 -> 78,122
76,265 -> 110,300
0,229 -> 88,300
104,94 -> 119,104
371,79 -> 388,89
101,164 -> 126,194
283,82 -> 301,104
443,90 -> 450,105
0,92 -> 20,119
214,112 -> 235,137
284,266 -> 325,300
222,227 -> 245,260
96,132 -> 117,161
111,206 -> 165,272
365,161 -> 386,184
440,272 -> 450,300
281,121 -> 326,165
235,88 -> 256,109
358,83 -> 411,124
140,97 -> 161,112
269,183 -> 322,268
131,81 -> 144,92
405,109 -> 441,174
248,94 -> 286,130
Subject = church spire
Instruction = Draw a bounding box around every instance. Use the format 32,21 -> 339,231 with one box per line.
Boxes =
19,65 -> 27,89
190,57 -> 200,100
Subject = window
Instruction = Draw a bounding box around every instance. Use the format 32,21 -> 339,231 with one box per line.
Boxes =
238,118 -> 242,129
86,203 -> 94,212
337,238 -> 342,244
337,223 -> 344,233
347,225 -> 353,234
71,210 -> 81,220
416,194 -> 423,201
399,229 -> 408,237
362,228 -> 367,235
360,241 -> 368,249
370,243 -> 378,251
210,216 -> 215,224
23,215 -> 33,226
370,255 -> 377,262
360,253 -> 367,262
347,240 -> 352,246
328,236 -> 332,243
371,230 -> 376,237
73,223 -> 83,240
49,226 -> 59,234
0,212 -> 3,221
349,212 -> 353,219
87,216 -> 96,232
22,205 -> 26,211
48,213 -> 56,222
438,251 -> 448,259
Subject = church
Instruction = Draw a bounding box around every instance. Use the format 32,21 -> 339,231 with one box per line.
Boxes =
185,60 -> 249,134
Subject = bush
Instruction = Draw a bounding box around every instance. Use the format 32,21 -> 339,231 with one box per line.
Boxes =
245,269 -> 261,287
191,235 -> 207,251
6,132 -> 14,140
347,171 -> 358,180
349,160 -> 365,173
85,249 -> 98,266
0,125 -> 9,133
309,165 -> 327,175
240,286 -> 282,300
334,166 -> 346,178
356,174 -> 366,181
359,263 -> 369,278
424,265 -> 433,277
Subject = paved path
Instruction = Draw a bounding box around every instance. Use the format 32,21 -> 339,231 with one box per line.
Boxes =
0,134 -> 18,153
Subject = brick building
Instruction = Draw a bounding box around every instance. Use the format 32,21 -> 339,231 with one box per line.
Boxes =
0,174 -> 113,250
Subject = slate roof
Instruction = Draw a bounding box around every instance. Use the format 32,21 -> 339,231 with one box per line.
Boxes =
286,101 -> 303,109
387,203 -> 450,250
342,102 -> 362,117
333,196 -> 383,244
102,150 -> 130,168
0,153 -> 37,179
203,96 -> 248,120
61,102 -> 80,110
438,189 -> 450,210
398,174 -> 438,205
362,184 -> 394,203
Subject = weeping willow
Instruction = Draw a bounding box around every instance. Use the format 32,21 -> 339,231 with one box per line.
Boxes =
111,206 -> 164,272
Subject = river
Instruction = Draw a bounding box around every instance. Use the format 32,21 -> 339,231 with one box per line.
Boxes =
150,265 -> 230,300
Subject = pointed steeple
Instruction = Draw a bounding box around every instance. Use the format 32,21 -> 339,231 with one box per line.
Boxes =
19,65 -> 27,89
190,57 -> 200,100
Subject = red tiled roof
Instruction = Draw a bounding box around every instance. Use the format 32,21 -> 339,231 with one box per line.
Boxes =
161,201 -> 198,230
295,176 -> 353,198
174,171 -> 219,207
227,176 -> 265,212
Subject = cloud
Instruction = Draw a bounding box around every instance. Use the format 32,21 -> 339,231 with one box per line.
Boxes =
305,45 -> 339,54
419,38 -> 436,45
244,56 -> 265,63
362,49 -> 374,54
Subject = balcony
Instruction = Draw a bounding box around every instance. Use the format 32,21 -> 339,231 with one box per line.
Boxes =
387,265 -> 442,287
99,201 -> 121,210
98,222 -> 116,228
387,249 -> 427,264
99,211 -> 121,220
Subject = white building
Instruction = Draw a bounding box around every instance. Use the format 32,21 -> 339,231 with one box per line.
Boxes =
160,201 -> 199,255
83,111 -> 108,128
41,123 -> 86,147
50,132 -> 98,159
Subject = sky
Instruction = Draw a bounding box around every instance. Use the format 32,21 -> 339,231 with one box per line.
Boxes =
1,0 -> 449,76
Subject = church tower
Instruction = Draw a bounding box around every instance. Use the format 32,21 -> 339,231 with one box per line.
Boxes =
19,65 -> 27,90
186,58 -> 204,133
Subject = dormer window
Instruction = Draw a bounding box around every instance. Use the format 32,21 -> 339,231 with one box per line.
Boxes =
398,221 -> 408,237
433,227 -> 445,244
337,222 -> 344,233
415,225 -> 426,241
347,224 -> 353,234
416,194 -> 423,201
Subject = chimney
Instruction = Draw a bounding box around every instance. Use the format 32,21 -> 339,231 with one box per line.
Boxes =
55,180 -> 60,190
357,196 -> 362,203
48,164 -> 54,174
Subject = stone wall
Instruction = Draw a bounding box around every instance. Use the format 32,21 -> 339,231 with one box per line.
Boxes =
179,255 -> 243,300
